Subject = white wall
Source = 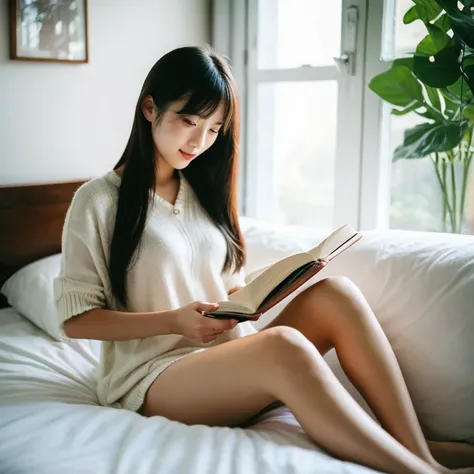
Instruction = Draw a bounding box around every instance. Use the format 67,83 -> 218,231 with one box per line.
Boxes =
0,0 -> 211,184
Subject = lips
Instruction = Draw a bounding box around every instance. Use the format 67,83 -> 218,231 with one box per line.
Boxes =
180,150 -> 197,160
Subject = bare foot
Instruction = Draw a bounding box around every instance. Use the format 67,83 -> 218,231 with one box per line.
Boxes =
427,440 -> 474,469
433,463 -> 474,473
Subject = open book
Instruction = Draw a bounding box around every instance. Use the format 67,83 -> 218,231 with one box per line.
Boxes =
204,224 -> 362,322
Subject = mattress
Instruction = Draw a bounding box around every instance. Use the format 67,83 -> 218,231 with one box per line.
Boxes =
0,307 -> 381,474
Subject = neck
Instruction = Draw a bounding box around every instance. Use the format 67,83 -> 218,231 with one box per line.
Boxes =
155,156 -> 178,187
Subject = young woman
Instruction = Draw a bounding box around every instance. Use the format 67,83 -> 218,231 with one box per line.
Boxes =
54,46 -> 474,474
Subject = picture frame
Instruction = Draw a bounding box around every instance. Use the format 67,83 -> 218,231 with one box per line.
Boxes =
9,0 -> 89,63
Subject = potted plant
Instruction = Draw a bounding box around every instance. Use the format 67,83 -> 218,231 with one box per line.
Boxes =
369,0 -> 474,233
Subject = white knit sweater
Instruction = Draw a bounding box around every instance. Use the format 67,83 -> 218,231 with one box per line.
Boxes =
54,170 -> 257,411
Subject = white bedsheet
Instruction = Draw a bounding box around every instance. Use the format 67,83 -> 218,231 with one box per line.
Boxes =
0,307 -> 383,474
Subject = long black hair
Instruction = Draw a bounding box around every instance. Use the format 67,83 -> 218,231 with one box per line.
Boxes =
109,46 -> 245,307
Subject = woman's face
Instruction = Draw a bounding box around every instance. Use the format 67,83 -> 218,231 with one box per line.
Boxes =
143,97 -> 226,170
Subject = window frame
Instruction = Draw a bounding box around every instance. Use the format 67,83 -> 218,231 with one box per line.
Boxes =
213,0 -> 393,232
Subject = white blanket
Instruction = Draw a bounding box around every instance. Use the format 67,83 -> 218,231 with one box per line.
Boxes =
0,307 -> 381,474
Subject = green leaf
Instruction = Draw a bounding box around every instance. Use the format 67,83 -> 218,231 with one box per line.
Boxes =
440,87 -> 461,104
464,66 -> 474,96
425,85 -> 442,110
415,108 -> 444,120
392,102 -> 421,116
462,56 -> 474,95
440,88 -> 461,118
426,24 -> 452,50
416,35 -> 443,56
463,104 -> 474,120
451,18 -> 474,50
436,0 -> 474,48
393,121 -> 469,159
447,75 -> 474,101
393,57 -> 414,70
434,0 -> 463,14
413,44 -> 462,87
413,0 -> 443,22
403,5 -> 420,24
369,65 -> 423,106
462,55 -> 474,67
434,14 -> 452,33
441,87 -> 462,104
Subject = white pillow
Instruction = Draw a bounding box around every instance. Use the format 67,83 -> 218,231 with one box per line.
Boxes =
1,254 -> 63,341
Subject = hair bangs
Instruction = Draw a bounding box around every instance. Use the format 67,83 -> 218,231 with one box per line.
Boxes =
177,73 -> 234,132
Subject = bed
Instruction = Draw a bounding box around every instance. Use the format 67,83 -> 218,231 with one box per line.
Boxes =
0,179 -> 381,474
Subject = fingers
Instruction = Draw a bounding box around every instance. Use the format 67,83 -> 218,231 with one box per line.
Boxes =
195,303 -> 237,331
210,319 -> 238,331
195,301 -> 220,313
200,319 -> 238,343
201,327 -> 224,343
203,320 -> 237,334
192,302 -> 238,344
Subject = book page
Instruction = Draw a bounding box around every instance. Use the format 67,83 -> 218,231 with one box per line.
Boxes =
213,299 -> 255,314
226,252 -> 313,312
307,224 -> 358,260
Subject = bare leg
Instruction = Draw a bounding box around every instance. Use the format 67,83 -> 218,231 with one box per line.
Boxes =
140,327 -> 441,474
262,276 -> 474,473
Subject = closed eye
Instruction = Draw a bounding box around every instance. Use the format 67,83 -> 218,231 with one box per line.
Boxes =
182,117 -> 196,126
182,115 -> 220,134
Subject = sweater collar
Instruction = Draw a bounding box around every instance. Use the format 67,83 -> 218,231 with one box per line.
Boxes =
103,169 -> 188,212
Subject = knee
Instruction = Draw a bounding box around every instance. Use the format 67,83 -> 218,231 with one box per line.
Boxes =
307,276 -> 373,326
260,326 -> 321,367
312,275 -> 357,294
263,325 -> 308,346
305,276 -> 365,308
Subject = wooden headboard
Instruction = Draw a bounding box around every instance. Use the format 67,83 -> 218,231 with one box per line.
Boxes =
0,179 -> 87,308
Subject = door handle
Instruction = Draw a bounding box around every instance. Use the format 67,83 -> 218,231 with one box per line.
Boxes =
334,5 -> 358,76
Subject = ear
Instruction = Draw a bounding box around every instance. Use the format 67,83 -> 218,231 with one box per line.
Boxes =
141,95 -> 155,123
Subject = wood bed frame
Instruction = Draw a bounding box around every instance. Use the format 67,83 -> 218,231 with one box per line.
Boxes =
0,179 -> 87,308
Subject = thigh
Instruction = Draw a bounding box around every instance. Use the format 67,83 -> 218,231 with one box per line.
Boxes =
139,330 -> 281,427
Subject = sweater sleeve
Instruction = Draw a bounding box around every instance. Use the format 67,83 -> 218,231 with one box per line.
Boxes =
54,185 -> 110,337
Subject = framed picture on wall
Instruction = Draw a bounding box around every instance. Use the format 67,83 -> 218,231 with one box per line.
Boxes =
9,0 -> 88,63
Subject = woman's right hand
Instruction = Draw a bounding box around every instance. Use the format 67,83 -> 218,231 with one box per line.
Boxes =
171,301 -> 238,343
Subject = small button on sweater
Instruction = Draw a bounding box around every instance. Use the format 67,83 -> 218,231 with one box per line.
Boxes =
54,170 -> 257,411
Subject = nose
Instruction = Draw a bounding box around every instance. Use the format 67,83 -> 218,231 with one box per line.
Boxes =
188,127 -> 206,152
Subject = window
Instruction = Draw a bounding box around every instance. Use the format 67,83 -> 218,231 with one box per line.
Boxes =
216,0 -> 472,235
244,0 -> 366,233
257,81 -> 338,228
257,0 -> 341,69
